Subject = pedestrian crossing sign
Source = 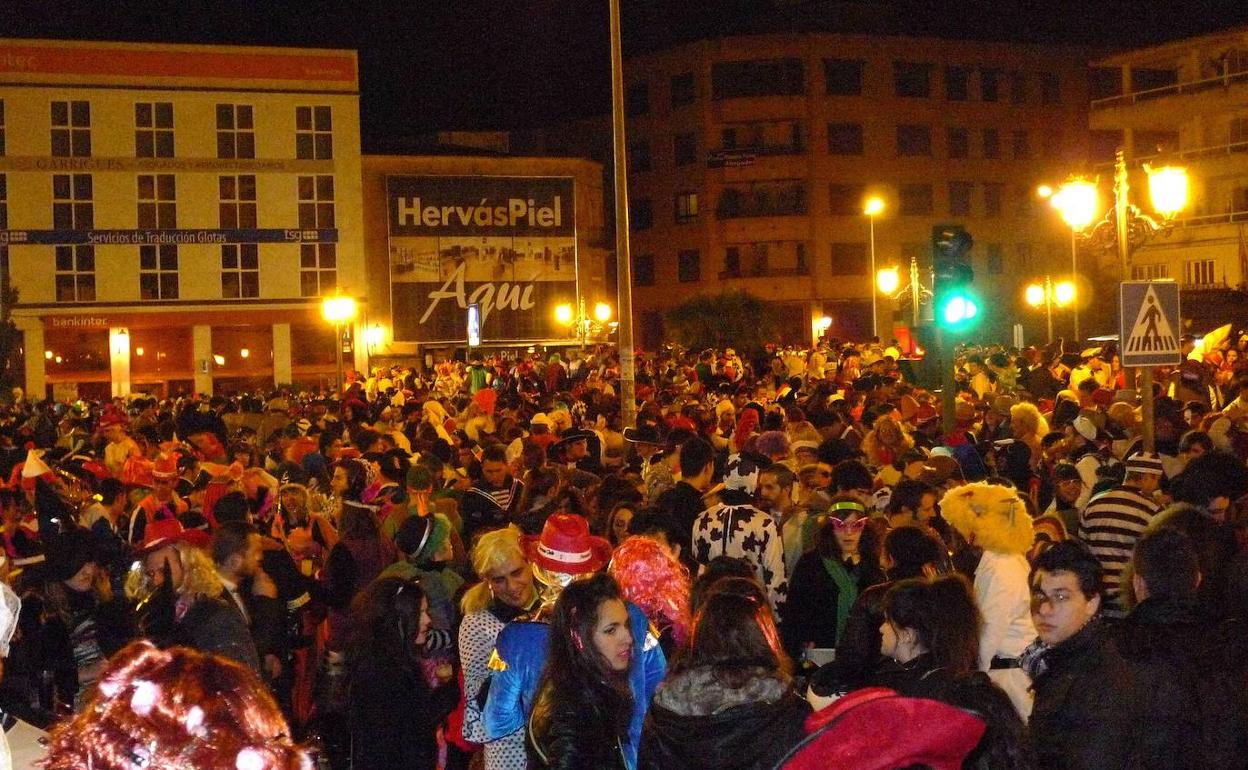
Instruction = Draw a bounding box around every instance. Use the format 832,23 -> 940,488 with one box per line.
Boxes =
1119,280 -> 1182,367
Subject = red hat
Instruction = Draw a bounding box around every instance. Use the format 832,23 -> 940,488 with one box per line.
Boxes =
524,514 -> 612,576
779,688 -> 985,770
152,455 -> 178,481
99,406 -> 128,429
137,517 -> 210,554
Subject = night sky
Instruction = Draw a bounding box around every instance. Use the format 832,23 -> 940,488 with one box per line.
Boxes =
3,0 -> 1248,151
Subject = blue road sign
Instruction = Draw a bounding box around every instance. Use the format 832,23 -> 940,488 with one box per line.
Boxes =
1119,280 -> 1182,367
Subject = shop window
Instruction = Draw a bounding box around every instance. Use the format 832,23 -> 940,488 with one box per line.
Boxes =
295,106 -> 333,160
298,175 -> 335,229
216,104 -> 255,159
219,175 -> 257,228
675,192 -> 699,224
135,102 -> 174,158
137,174 -> 177,229
140,244 -> 179,299
827,122 -> 864,155
947,127 -> 969,159
51,100 -> 91,157
52,173 -> 93,230
830,242 -> 868,275
678,249 -> 701,282
300,243 -> 337,297
893,62 -> 931,98
945,67 -> 969,100
55,245 -> 95,302
670,73 -> 695,106
674,132 -> 697,166
221,244 -> 260,299
896,124 -> 932,156
824,58 -> 863,96
983,128 -> 1000,159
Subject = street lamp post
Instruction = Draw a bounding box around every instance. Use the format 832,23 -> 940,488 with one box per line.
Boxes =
1024,277 -> 1075,344
321,295 -> 357,394
864,197 -> 884,339
1048,178 -> 1098,343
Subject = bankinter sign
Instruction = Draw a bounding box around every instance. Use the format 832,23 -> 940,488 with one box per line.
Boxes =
386,176 -> 577,344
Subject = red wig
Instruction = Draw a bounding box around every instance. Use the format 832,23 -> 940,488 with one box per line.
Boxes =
609,535 -> 691,646
43,641 -> 310,770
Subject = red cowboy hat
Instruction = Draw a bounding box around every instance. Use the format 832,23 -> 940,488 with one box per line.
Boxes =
152,455 -> 178,481
524,513 -> 612,576
137,517 -> 211,555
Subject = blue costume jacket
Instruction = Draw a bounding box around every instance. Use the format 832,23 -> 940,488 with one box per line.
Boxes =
482,601 -> 666,769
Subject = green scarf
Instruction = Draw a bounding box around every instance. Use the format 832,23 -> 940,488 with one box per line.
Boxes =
821,556 -> 859,644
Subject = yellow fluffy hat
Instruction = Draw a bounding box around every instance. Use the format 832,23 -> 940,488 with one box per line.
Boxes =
939,482 -> 1034,556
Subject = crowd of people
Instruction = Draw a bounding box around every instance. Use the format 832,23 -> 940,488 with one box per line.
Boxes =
0,331 -> 1246,769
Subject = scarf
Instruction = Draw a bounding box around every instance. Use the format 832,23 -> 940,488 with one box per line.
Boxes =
1020,616 -> 1101,680
821,556 -> 859,643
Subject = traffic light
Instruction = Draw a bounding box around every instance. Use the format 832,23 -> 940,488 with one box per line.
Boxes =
932,224 -> 978,330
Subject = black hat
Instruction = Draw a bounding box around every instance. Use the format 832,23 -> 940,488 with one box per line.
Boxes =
45,527 -> 96,582
623,423 -> 664,445
550,428 -> 598,456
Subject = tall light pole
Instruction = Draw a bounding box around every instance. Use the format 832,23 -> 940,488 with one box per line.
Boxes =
609,0 -> 636,430
322,295 -> 357,394
1025,277 -> 1075,344
1048,178 -> 1097,343
864,197 -> 885,340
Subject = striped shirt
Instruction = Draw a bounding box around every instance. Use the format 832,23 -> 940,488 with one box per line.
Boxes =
1078,484 -> 1160,617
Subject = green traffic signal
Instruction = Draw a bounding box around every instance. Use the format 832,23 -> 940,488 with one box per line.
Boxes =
938,291 -> 979,328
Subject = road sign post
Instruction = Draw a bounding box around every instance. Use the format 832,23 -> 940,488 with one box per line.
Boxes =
1119,281 -> 1182,454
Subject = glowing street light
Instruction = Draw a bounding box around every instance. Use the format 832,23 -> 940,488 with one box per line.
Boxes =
321,294 -> 358,392
816,315 -> 833,332
594,302 -> 612,323
876,267 -> 900,295
1146,164 -> 1189,219
1050,179 -> 1099,231
1054,281 -> 1076,306
554,303 -> 574,325
1025,284 -> 1046,308
1025,276 -> 1075,343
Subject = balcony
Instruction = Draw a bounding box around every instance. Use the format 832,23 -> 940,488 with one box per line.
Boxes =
718,265 -> 810,280
1092,68 -> 1248,109
716,186 -> 808,219
707,140 -> 806,168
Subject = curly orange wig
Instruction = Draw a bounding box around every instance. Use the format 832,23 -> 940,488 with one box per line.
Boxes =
609,535 -> 691,646
43,641 -> 310,770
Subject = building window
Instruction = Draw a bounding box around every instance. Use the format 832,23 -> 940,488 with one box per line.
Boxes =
625,82 -> 649,116
216,104 -> 255,159
711,59 -> 804,99
947,127 -> 969,159
674,132 -> 697,166
1230,117 -> 1248,146
675,192 -> 699,224
631,198 -> 653,230
52,173 -> 93,230
945,66 -> 969,100
983,128 -> 1000,159
51,100 -> 91,157
986,243 -> 1004,274
1131,263 -> 1170,280
724,247 -> 741,277
896,124 -> 932,156
824,58 -> 864,96
1040,72 -> 1061,104
1232,184 -> 1248,213
830,242 -> 868,275
221,244 -> 260,298
678,249 -> 701,282
981,69 -> 1000,101
137,174 -> 176,229
1185,259 -> 1216,286
633,253 -> 655,286
899,183 -> 934,215
295,106 -> 333,160
629,140 -> 651,172
1009,71 -> 1027,103
893,61 -> 932,98
55,245 -> 95,302
219,175 -> 257,228
139,245 -> 179,299
1011,130 -> 1030,159
984,182 -> 1004,217
828,183 -> 866,216
827,122 -> 864,155
670,73 -> 695,106
135,102 -> 174,158
298,175 -> 336,297
948,181 -> 973,216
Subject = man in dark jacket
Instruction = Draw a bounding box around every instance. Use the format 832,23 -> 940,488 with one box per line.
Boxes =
460,444 -> 524,545
1112,527 -> 1248,769
1023,542 -> 1141,770
655,437 -> 714,564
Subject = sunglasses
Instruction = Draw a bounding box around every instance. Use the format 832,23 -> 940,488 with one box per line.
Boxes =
830,516 -> 868,533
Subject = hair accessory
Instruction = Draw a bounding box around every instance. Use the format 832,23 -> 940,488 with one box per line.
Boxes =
235,747 -> 267,770
129,680 -> 159,717
829,500 -> 866,514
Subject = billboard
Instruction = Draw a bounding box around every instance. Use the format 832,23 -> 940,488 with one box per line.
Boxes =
387,175 -> 577,344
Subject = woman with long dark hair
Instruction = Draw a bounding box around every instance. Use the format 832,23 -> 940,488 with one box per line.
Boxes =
347,576 -> 458,770
639,576 -> 810,769
527,573 -> 634,769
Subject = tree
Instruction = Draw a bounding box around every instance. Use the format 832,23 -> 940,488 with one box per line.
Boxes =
663,290 -> 777,353
0,285 -> 22,397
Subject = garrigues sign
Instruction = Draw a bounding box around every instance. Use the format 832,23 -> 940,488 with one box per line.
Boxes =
386,175 -> 577,344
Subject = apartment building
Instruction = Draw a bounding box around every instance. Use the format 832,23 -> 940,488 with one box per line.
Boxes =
615,32 -> 1091,346
0,38 -> 365,398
